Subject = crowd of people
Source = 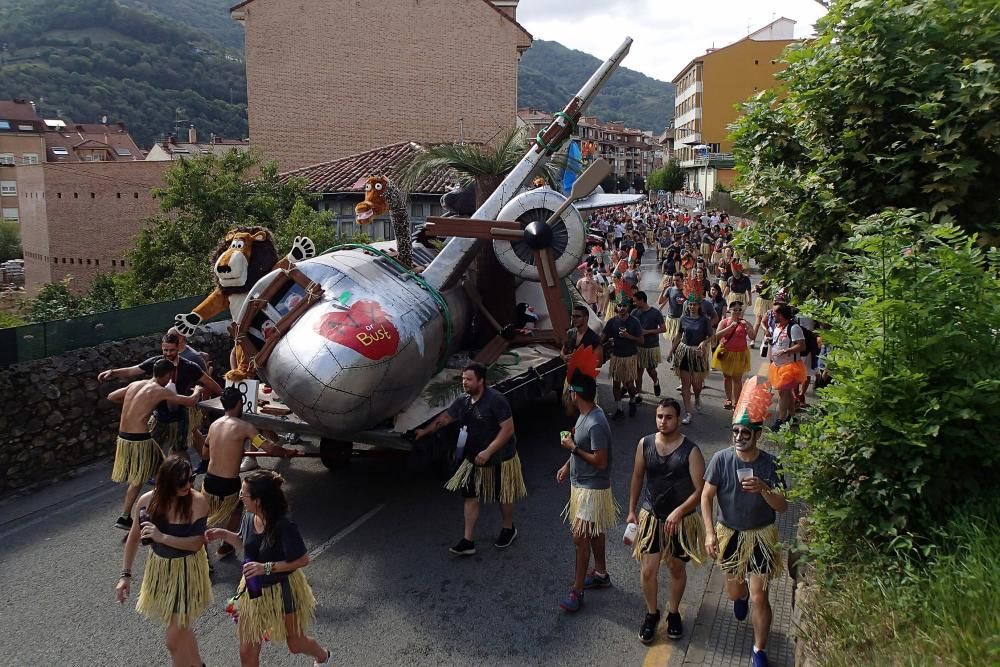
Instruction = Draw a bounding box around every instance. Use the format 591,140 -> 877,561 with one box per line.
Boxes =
95,200 -> 822,667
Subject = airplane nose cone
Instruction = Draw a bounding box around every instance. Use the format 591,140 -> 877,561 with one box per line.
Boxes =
523,220 -> 553,249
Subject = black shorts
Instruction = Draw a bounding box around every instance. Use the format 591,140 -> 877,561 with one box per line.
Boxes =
203,473 -> 240,497
459,461 -> 504,501
644,521 -> 691,562
721,528 -> 774,576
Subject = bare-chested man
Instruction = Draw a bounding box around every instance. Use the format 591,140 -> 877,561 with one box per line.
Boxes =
202,387 -> 298,557
107,359 -> 202,531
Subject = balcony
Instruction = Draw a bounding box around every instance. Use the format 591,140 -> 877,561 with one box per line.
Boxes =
678,153 -> 735,169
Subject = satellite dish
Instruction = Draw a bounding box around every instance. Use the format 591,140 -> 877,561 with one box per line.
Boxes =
101,115 -> 108,125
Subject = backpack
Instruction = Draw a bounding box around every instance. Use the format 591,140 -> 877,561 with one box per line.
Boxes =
794,318 -> 821,357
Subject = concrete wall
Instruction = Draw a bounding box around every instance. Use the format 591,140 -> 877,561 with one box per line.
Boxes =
17,161 -> 169,294
240,0 -> 531,170
0,330 -> 230,498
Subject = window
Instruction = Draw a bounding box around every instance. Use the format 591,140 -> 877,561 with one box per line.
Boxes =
1,208 -> 17,222
0,181 -> 16,196
0,154 -> 14,166
18,124 -> 33,131
22,153 -> 39,165
82,153 -> 102,162
410,203 -> 423,218
114,147 -> 132,157
51,147 -> 69,156
0,121 -> 10,130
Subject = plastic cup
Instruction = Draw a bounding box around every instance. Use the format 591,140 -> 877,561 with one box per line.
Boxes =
623,522 -> 638,546
560,430 -> 571,442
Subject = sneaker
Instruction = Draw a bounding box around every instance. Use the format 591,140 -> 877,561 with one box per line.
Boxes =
665,611 -> 683,639
676,384 -> 682,392
314,648 -> 332,666
632,394 -> 643,404
628,400 -> 638,417
639,610 -> 660,644
612,408 -> 625,420
653,383 -> 661,396
560,588 -> 584,612
749,340 -> 756,349
494,526 -> 517,549
734,589 -> 750,621
113,515 -> 132,531
448,538 -> 476,556
681,412 -> 692,425
239,455 -> 259,472
751,648 -> 769,667
770,418 -> 785,433
583,570 -> 611,589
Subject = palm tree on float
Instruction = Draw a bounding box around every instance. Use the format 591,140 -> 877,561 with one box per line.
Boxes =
397,126 -> 571,332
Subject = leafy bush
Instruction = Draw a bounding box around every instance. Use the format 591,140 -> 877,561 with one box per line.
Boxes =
802,509 -> 1000,666
0,222 -> 21,262
731,0 -> 1000,300
782,213 -> 1000,562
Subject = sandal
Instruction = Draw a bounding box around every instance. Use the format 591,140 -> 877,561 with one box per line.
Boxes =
723,400 -> 733,410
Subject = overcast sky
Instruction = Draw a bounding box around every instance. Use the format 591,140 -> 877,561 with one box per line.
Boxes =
515,0 -> 828,83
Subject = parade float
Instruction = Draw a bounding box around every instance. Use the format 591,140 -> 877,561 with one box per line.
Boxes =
187,38 -> 643,470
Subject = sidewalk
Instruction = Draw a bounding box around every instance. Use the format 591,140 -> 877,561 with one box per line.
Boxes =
629,249 -> 800,667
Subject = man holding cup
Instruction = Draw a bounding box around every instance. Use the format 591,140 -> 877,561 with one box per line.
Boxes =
556,371 -> 618,613
626,398 -> 706,644
700,378 -> 788,667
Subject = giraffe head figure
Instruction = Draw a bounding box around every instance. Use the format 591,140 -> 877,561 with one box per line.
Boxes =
355,175 -> 391,224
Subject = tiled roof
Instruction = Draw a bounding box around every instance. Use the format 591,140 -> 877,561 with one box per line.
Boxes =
43,123 -> 143,162
279,142 -> 457,195
0,100 -> 42,123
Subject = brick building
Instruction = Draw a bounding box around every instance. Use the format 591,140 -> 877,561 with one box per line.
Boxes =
0,100 -> 47,225
17,161 -> 168,294
231,0 -> 532,170
145,125 -> 250,161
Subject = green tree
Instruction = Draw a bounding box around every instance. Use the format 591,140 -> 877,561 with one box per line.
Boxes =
118,151 -> 336,305
731,0 -> 1000,299
21,278 -> 89,322
0,222 -> 21,262
660,161 -> 684,193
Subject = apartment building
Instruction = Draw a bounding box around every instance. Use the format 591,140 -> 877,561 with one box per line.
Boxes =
0,100 -> 46,225
516,108 -> 657,192
232,0 -> 532,170
671,18 -> 799,193
145,126 -> 250,161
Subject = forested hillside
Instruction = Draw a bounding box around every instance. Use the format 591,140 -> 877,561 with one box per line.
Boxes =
0,0 -> 247,147
519,40 -> 675,132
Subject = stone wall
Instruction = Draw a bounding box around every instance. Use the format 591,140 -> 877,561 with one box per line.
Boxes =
0,330 -> 231,498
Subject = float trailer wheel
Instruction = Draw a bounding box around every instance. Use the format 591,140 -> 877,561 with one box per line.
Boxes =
319,439 -> 352,470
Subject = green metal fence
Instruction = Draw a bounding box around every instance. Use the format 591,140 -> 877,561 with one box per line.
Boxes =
0,296 -> 212,367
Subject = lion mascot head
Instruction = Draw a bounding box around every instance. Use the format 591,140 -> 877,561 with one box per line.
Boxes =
210,226 -> 280,295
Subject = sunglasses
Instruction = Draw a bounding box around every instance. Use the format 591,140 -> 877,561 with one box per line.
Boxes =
732,428 -> 753,438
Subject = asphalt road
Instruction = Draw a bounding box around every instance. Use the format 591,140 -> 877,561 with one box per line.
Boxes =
0,254 -> 749,667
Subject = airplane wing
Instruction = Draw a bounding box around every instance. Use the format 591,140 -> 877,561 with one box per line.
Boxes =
573,192 -> 647,210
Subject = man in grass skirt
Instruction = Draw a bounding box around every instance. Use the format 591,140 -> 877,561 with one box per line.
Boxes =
626,398 -> 707,644
701,377 -> 788,667
415,362 -> 526,556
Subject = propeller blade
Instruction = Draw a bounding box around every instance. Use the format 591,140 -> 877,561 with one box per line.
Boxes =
425,216 -> 521,240
491,227 -> 525,240
543,158 -> 613,228
533,248 -> 570,345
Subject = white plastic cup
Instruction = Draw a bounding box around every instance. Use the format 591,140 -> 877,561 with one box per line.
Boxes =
623,522 -> 638,546
737,467 -> 754,490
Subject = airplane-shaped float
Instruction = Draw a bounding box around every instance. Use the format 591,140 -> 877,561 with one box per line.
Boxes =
185,38 -> 642,467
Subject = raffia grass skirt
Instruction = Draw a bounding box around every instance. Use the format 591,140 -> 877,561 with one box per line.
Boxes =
663,316 -> 681,340
136,550 -> 212,628
632,508 -> 707,564
637,346 -> 662,371
206,492 -> 242,527
562,486 -> 620,538
753,297 -> 773,318
444,453 -> 527,504
111,435 -> 164,487
609,354 -> 638,385
150,417 -> 187,453
712,347 -> 751,377
672,342 -> 710,381
236,569 -> 316,645
716,522 -> 781,587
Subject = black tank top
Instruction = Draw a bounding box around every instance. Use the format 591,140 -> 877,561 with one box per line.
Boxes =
640,435 -> 697,519
151,517 -> 208,558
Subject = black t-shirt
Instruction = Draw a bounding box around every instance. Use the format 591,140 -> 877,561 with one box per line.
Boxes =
446,387 -> 516,463
729,274 -> 752,294
239,513 -> 307,586
138,356 -> 204,422
564,326 -> 601,355
603,315 -> 642,357
631,306 -> 665,348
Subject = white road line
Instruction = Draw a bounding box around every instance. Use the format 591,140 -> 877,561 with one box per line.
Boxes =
307,503 -> 386,561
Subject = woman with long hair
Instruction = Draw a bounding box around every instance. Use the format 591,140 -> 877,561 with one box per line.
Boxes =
712,301 -> 755,410
206,470 -> 330,667
708,284 -> 728,322
115,455 -> 212,667
668,295 -> 713,425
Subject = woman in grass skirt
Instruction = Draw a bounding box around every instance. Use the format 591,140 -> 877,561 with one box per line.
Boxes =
115,455 -> 212,667
206,470 -> 330,666
668,295 -> 713,426
712,301 -> 756,410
